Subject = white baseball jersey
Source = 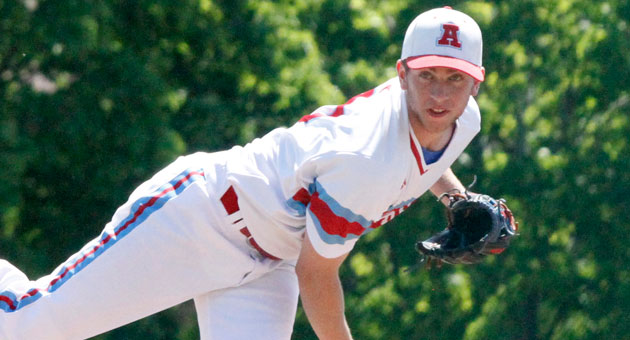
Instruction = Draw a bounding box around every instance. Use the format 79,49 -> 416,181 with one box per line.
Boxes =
223,77 -> 481,259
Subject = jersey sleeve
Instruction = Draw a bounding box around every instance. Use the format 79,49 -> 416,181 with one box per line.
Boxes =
304,181 -> 364,258
299,155 -> 392,259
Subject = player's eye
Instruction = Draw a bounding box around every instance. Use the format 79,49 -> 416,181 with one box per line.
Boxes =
448,73 -> 464,81
419,71 -> 433,80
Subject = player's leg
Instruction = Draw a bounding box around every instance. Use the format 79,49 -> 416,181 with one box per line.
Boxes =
193,260 -> 300,340
0,154 -> 255,340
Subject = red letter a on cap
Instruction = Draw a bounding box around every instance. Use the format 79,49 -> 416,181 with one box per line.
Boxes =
437,24 -> 462,48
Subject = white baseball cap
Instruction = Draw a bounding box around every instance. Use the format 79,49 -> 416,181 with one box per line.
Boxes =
401,6 -> 484,82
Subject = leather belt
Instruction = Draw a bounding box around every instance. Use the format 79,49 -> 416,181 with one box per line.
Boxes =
220,186 -> 280,261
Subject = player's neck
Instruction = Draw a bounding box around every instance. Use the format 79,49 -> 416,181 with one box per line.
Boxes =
410,119 -> 456,152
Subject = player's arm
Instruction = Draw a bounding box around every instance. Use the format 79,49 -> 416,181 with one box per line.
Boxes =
430,167 -> 467,206
296,232 -> 353,340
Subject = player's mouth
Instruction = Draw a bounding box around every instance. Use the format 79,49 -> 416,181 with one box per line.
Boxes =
427,108 -> 449,117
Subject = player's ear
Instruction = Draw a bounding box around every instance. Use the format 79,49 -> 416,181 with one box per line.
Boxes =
470,67 -> 485,96
471,81 -> 481,96
397,60 -> 408,90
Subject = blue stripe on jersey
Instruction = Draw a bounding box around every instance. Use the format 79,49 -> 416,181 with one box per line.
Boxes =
307,180 -> 373,245
287,199 -> 307,216
0,168 -> 205,313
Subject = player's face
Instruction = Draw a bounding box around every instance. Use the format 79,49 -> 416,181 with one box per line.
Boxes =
397,63 -> 480,148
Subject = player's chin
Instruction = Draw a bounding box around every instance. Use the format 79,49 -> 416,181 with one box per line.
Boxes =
423,114 -> 457,131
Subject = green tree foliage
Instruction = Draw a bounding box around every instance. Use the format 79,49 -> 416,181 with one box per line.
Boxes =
1,0 -> 628,339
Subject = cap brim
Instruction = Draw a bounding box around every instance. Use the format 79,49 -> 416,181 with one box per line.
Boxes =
406,55 -> 485,82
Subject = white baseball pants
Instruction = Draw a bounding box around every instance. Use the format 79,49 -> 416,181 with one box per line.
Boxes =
0,153 -> 300,340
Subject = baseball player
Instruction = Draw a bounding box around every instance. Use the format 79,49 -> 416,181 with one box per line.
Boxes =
1,7 -> 487,339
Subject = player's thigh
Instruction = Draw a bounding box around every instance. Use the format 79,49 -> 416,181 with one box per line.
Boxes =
194,261 -> 299,340
0,155 -> 254,340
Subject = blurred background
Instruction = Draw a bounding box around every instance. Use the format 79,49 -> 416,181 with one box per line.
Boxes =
1,0 -> 629,339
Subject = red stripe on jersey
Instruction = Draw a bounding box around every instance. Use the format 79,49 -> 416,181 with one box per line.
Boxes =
409,134 -> 427,175
369,219 -> 384,229
292,188 -> 312,206
220,186 -> 240,215
346,88 -> 375,105
297,87 -> 379,123
19,289 -> 39,300
298,112 -> 324,123
0,296 -> 16,311
331,105 -> 344,117
309,192 -> 365,238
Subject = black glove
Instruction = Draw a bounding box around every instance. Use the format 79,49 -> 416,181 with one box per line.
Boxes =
416,190 -> 518,266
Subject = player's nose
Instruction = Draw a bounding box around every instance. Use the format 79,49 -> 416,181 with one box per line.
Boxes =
429,82 -> 451,102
